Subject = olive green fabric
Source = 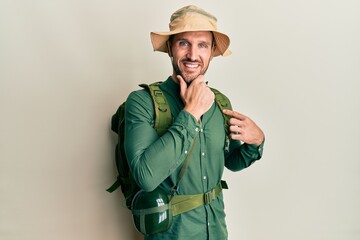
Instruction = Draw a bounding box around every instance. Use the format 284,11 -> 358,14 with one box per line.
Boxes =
140,82 -> 173,136
125,76 -> 264,240
171,180 -> 228,216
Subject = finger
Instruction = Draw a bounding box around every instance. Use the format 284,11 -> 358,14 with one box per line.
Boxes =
192,75 -> 205,85
229,132 -> 245,142
229,125 -> 242,133
229,118 -> 245,126
223,109 -> 246,120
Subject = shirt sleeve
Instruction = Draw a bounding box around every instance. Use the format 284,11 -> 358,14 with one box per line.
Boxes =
124,89 -> 200,191
224,138 -> 265,171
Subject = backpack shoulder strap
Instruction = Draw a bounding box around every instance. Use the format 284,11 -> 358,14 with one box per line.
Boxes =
210,87 -> 233,152
139,82 -> 172,136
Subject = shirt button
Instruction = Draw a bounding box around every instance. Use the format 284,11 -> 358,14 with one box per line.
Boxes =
203,176 -> 207,180
195,127 -> 199,132
200,128 -> 203,132
185,150 -> 188,154
201,152 -> 205,156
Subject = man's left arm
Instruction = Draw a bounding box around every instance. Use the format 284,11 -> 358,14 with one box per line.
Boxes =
223,109 -> 265,171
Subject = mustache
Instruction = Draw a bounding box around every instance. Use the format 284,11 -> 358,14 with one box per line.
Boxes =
181,58 -> 201,63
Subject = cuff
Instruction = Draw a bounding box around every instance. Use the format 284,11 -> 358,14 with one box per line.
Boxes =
246,139 -> 265,159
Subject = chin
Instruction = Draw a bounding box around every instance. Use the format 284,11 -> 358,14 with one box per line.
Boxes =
182,72 -> 200,83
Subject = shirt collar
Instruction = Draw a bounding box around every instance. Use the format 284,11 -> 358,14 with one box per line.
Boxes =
161,76 -> 181,98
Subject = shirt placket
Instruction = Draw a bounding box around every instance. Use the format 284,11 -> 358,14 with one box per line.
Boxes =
198,121 -> 211,235
198,125 -> 208,190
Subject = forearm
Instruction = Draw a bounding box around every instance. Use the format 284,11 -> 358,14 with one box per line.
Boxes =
225,139 -> 264,171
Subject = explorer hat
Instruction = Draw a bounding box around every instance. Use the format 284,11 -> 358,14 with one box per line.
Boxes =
150,5 -> 231,57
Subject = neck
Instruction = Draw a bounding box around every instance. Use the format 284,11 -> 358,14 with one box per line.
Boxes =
171,73 -> 180,85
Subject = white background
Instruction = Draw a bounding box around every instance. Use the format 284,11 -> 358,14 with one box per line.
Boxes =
1,0 -> 359,239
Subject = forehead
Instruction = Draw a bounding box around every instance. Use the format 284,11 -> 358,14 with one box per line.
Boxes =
172,31 -> 213,42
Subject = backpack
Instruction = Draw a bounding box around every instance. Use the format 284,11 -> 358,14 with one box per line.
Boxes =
106,82 -> 232,209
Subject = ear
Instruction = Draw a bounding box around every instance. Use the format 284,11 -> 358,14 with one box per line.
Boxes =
210,46 -> 215,61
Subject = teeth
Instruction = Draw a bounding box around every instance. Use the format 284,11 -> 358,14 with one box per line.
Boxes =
184,63 -> 198,68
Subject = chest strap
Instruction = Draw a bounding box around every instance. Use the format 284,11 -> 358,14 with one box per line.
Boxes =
170,180 -> 228,216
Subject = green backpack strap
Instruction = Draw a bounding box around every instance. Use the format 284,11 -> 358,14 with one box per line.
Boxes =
139,82 -> 172,136
211,88 -> 233,152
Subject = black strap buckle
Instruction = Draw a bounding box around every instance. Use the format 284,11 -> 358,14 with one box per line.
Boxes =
171,186 -> 179,196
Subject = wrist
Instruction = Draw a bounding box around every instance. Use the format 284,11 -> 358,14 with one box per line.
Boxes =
183,106 -> 201,121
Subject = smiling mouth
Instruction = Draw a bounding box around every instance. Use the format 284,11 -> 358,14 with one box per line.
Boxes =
172,59 -> 203,83
182,61 -> 200,70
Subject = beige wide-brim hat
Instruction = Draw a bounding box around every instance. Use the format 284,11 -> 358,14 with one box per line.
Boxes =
150,5 -> 231,57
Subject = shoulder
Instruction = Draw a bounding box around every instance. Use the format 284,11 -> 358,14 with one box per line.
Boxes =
126,88 -> 154,119
127,88 -> 151,102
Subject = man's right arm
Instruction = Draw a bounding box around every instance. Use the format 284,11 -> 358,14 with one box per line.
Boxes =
124,90 -> 199,192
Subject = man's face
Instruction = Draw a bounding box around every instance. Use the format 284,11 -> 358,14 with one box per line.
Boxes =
170,31 -> 214,84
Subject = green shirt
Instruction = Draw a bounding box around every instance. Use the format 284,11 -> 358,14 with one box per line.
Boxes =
125,76 -> 264,240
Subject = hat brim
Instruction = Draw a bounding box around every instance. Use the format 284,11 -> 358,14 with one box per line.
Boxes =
150,30 -> 231,57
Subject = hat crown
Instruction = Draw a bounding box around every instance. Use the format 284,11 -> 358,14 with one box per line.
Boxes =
169,5 -> 218,32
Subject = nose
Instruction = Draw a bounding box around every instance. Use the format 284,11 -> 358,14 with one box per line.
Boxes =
186,45 -> 198,61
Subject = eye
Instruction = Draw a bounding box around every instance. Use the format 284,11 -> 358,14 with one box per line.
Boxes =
179,40 -> 189,47
199,42 -> 208,48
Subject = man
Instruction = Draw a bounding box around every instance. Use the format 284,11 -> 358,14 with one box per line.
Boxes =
124,5 -> 264,240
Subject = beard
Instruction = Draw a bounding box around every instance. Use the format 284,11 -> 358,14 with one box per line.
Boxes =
172,58 -> 209,86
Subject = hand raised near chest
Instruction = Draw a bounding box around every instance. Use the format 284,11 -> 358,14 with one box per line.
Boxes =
223,109 -> 264,146
178,75 -> 214,121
